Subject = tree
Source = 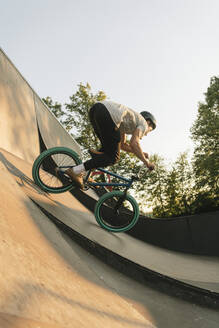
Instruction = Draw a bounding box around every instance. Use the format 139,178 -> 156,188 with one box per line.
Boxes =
42,96 -> 65,119
190,76 -> 219,211
136,152 -> 196,218
162,152 -> 195,217
134,154 -> 168,217
173,152 -> 195,215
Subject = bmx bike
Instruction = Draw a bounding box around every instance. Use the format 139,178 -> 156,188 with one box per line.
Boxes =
32,146 -> 140,233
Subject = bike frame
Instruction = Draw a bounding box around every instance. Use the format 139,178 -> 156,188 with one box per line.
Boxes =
58,165 -> 135,190
85,167 -> 134,189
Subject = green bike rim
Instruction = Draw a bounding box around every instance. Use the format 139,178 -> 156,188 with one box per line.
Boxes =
32,147 -> 82,193
95,190 -> 139,232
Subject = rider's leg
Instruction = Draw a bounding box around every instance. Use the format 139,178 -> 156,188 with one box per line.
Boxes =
88,106 -> 104,153
83,103 -> 121,170
65,103 -> 120,187
84,143 -> 120,170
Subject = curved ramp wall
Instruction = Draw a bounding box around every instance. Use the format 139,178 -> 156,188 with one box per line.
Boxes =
130,211 -> 219,255
0,49 -> 39,162
71,187 -> 219,255
0,48 -> 81,163
34,95 -> 81,154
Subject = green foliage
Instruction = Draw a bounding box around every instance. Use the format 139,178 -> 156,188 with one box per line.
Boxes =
137,154 -> 168,216
162,153 -> 195,217
134,153 -> 195,218
190,76 -> 219,210
42,97 -> 65,119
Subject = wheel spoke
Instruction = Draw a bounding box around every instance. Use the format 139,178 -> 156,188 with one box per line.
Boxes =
95,191 -> 139,232
99,195 -> 135,229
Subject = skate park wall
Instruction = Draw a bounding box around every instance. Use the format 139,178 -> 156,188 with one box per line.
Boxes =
71,187 -> 219,255
0,48 -> 81,163
129,210 -> 219,255
0,49 -> 40,162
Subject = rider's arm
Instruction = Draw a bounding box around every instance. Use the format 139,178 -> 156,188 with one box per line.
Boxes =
129,129 -> 151,167
120,133 -> 133,153
121,129 -> 153,169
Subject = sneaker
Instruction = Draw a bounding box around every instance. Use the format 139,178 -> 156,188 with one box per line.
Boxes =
65,168 -> 84,189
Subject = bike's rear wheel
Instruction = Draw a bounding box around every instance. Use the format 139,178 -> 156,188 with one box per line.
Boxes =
32,147 -> 82,193
95,191 -> 139,232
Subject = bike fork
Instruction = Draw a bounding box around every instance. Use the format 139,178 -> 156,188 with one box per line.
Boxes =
113,190 -> 128,214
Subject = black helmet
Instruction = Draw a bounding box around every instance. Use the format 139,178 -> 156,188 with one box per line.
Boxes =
140,111 -> 157,130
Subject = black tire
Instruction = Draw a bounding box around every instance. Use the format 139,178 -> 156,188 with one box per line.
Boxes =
94,190 -> 139,232
32,147 -> 82,193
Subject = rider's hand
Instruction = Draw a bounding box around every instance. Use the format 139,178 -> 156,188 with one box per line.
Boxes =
146,162 -> 155,171
143,152 -> 149,159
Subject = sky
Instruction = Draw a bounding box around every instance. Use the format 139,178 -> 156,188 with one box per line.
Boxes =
1,0 -> 219,163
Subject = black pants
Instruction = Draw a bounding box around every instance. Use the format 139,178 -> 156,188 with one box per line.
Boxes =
84,103 -> 121,171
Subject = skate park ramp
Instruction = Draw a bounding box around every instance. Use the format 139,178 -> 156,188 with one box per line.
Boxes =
1,48 -> 219,327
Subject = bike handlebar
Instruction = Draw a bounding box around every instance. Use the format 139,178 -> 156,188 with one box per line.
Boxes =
131,166 -> 149,181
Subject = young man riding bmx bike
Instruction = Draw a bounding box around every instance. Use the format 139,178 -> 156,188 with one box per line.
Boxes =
65,100 -> 157,189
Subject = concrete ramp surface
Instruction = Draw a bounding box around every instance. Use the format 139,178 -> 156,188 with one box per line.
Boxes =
0,154 -> 155,327
0,48 -> 219,327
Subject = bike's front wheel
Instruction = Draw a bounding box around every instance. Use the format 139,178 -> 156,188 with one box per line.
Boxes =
32,147 -> 82,193
94,191 -> 139,232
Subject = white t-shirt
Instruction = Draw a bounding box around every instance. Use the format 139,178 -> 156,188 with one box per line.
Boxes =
100,100 -> 148,139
